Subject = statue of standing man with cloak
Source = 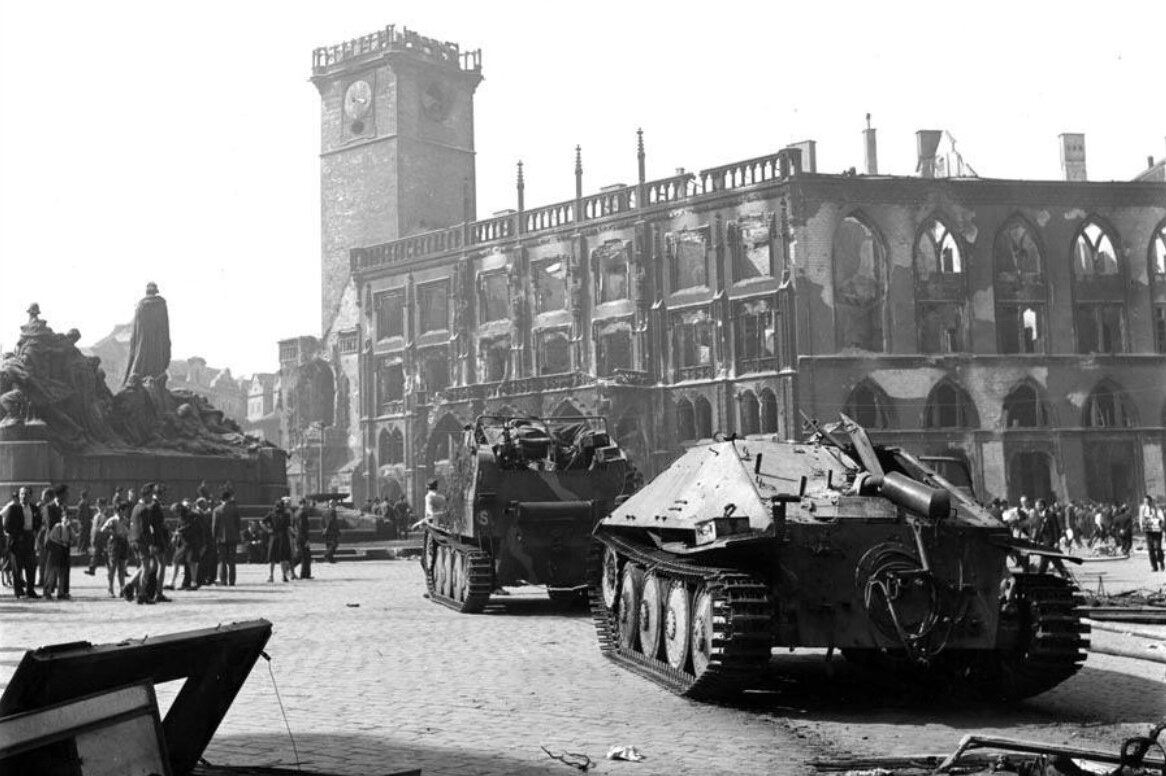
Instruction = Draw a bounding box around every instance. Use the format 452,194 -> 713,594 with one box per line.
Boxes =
122,282 -> 171,386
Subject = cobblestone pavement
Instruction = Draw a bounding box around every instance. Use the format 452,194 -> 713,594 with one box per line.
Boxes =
1,555 -> 1162,776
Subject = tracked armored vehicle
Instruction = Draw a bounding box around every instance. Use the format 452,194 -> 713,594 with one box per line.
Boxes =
590,415 -> 1089,699
421,415 -> 629,613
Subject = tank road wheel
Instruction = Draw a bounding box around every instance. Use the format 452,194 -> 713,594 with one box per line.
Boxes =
435,545 -> 451,598
991,573 -> 1090,699
452,550 -> 469,603
617,564 -> 644,651
637,572 -> 665,659
690,585 -> 716,679
601,545 -> 621,609
662,579 -> 692,671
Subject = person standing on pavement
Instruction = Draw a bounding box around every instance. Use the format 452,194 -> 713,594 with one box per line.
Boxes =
75,489 -> 93,557
1139,496 -> 1164,572
196,497 -> 216,586
43,486 -> 74,600
166,500 -> 200,591
293,498 -> 313,579
213,489 -> 240,586
423,480 -> 445,523
263,499 -> 294,583
322,500 -> 341,563
34,488 -> 54,589
101,505 -> 130,597
85,498 -> 110,576
127,483 -> 165,604
2,487 -> 42,599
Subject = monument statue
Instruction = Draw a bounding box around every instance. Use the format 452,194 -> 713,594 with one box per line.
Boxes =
0,294 -> 270,458
123,281 -> 172,386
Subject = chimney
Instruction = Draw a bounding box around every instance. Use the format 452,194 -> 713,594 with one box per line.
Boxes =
863,113 -> 878,175
1059,133 -> 1087,181
916,130 -> 942,178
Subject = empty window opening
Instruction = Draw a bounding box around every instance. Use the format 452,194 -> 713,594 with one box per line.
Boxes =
759,389 -> 779,434
925,381 -> 978,429
919,303 -> 965,354
1153,222 -> 1166,277
539,332 -> 572,375
694,396 -> 713,439
418,283 -> 449,333
735,300 -> 776,372
594,241 -> 629,303
1074,220 -> 1120,278
994,219 -> 1042,277
845,382 -> 891,429
1003,384 -> 1048,427
376,359 -> 404,408
596,324 -> 633,376
1083,383 -> 1134,428
1075,304 -> 1125,354
375,289 -> 405,340
480,336 -> 510,382
532,259 -> 568,313
671,229 -> 710,290
677,398 -> 696,441
739,391 -> 760,435
833,216 -> 884,351
732,217 -> 773,280
916,218 -> 963,277
480,273 -> 510,323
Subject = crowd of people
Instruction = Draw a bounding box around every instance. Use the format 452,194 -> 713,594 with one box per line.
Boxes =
987,494 -> 1165,572
361,494 -> 413,539
1,483 -> 346,603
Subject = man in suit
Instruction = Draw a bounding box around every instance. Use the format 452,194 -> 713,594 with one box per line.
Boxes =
2,487 -> 42,598
127,483 -> 168,604
293,499 -> 313,580
213,488 -> 241,586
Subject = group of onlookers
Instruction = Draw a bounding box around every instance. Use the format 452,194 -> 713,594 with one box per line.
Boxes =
987,494 -> 1165,571
361,494 -> 413,539
1,485 -> 345,602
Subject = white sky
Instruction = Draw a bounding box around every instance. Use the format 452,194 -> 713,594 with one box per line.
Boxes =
1,1 -> 1163,376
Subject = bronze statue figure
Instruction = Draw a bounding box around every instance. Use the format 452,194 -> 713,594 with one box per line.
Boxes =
123,281 -> 172,386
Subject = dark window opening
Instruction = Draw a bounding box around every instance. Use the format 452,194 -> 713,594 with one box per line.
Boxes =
671,230 -> 710,290
540,332 -> 571,375
532,259 -> 568,313
918,303 -> 965,354
833,216 -> 884,351
375,290 -> 405,340
1003,384 -> 1048,427
480,273 -> 510,323
759,389 -> 779,434
731,218 -> 772,280
677,399 -> 696,442
378,428 -> 404,465
1083,384 -> 1134,428
422,352 -> 450,392
674,313 -> 715,371
739,391 -> 760,435
1076,304 -> 1125,354
1008,452 -> 1052,504
1155,306 -> 1166,354
735,300 -> 776,372
480,337 -> 510,382
596,327 -> 633,376
595,242 -> 629,303
845,382 -> 890,429
1153,223 -> 1166,278
418,284 -> 449,333
994,219 -> 1042,277
694,396 -> 713,439
925,381 -> 977,429
376,360 -> 404,409
998,305 -> 1044,354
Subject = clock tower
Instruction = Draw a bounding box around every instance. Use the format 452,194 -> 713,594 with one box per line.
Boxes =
311,25 -> 483,335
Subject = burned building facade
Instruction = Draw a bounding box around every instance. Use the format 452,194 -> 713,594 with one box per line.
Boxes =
293,23 -> 1166,505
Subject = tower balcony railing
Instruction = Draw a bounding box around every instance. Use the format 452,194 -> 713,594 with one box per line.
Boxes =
313,25 -> 482,74
524,199 -> 575,234
699,152 -> 786,193
675,364 -> 715,382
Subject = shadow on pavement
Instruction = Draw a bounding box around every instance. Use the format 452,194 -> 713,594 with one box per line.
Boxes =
719,654 -> 1159,727
203,731 -> 584,776
478,597 -> 591,618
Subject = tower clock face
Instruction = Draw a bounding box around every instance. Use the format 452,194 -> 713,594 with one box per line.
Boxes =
343,80 -> 372,120
421,81 -> 451,122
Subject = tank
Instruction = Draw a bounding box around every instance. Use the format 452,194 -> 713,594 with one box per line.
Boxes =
589,414 -> 1090,700
420,414 -> 630,612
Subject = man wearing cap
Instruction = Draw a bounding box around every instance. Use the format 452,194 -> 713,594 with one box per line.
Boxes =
2,487 -> 42,599
213,489 -> 241,586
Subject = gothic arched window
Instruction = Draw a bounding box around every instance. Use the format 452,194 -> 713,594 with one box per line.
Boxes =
677,398 -> 696,442
924,380 -> 979,429
739,391 -> 760,435
1073,219 -> 1120,279
833,215 -> 885,351
845,381 -> 892,429
915,217 -> 964,278
1002,384 -> 1049,428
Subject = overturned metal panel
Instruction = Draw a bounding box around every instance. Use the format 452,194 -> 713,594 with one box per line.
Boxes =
0,681 -> 171,776
0,620 -> 272,776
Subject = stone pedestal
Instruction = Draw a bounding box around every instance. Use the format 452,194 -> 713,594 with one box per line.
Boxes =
0,441 -> 287,507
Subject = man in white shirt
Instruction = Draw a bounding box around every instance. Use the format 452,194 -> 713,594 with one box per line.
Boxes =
1139,496 -> 1164,572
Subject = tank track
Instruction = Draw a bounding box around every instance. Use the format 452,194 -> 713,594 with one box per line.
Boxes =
589,532 -> 773,699
422,528 -> 494,614
993,571 -> 1090,699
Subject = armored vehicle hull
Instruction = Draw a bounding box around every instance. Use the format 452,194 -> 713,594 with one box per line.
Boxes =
421,415 -> 629,613
590,416 -> 1089,699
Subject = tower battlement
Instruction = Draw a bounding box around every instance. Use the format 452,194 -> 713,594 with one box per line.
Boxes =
312,24 -> 481,76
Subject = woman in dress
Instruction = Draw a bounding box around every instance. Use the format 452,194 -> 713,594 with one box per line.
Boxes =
263,500 -> 294,583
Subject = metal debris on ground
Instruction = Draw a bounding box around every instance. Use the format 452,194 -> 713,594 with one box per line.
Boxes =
606,745 -> 646,762
540,745 -> 594,771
